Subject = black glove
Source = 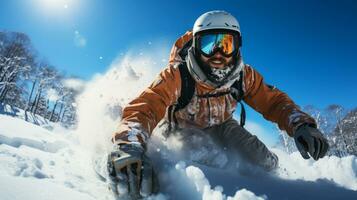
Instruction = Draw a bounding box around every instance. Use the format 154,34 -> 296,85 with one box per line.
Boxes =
107,143 -> 158,198
294,124 -> 329,160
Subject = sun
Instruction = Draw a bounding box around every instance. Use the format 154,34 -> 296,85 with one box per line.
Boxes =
40,0 -> 71,8
34,0 -> 78,16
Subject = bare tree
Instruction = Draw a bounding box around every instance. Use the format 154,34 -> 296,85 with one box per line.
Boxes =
31,64 -> 59,116
0,32 -> 35,108
0,31 -> 80,127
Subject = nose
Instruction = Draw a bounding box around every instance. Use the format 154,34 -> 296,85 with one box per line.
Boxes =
212,51 -> 223,58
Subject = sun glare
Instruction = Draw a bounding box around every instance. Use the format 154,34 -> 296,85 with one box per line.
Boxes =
34,0 -> 78,16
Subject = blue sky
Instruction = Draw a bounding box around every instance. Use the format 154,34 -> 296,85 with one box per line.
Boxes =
1,0 -> 357,145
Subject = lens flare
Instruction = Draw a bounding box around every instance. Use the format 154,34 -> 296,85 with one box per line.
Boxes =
34,0 -> 78,16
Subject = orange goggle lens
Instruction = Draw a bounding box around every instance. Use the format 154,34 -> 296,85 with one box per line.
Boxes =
200,33 -> 235,57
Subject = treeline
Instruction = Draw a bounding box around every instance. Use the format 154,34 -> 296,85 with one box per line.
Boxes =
278,105 -> 357,157
0,31 -> 80,127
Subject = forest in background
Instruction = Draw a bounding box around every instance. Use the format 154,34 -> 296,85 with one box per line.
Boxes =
0,31 -> 79,127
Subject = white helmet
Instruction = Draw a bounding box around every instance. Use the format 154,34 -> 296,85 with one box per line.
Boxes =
193,10 -> 241,36
186,10 -> 244,88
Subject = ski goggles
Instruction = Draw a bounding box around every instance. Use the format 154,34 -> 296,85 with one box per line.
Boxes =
198,32 -> 238,57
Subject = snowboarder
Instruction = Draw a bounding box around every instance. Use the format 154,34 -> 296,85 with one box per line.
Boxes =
107,10 -> 329,197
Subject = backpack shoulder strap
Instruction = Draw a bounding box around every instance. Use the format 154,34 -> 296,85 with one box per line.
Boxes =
166,62 -> 195,133
178,38 -> 193,60
174,61 -> 195,112
231,70 -> 246,127
231,70 -> 244,101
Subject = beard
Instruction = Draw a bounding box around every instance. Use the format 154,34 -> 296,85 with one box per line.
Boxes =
204,57 -> 234,83
209,63 -> 235,82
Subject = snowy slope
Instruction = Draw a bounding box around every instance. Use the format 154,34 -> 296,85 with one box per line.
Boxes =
0,114 -> 108,200
0,103 -> 53,129
1,111 -> 357,200
0,175 -> 94,200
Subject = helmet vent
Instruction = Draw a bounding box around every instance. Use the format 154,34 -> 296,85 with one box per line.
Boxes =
193,11 -> 241,36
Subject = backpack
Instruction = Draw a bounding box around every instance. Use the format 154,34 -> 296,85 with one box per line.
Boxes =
167,61 -> 246,131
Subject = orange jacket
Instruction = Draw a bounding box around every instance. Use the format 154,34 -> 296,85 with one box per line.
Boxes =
112,31 -> 316,145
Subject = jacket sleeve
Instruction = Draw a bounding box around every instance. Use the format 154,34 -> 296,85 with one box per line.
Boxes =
112,64 -> 181,145
242,65 -> 317,136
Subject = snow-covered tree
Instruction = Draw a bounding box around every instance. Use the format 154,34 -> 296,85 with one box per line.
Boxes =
277,105 -> 357,157
0,31 -> 81,127
58,84 -> 79,127
329,108 -> 357,156
30,64 -> 59,116
0,32 -> 35,107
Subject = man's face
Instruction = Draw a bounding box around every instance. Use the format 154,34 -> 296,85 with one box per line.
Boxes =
200,51 -> 233,69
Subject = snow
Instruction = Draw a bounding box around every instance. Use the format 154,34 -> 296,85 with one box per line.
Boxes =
63,78 -> 85,91
0,175 -> 95,200
210,64 -> 234,82
0,113 -> 110,200
47,88 -> 60,102
0,103 -> 52,128
146,130 -> 357,200
275,149 -> 357,190
182,164 -> 265,200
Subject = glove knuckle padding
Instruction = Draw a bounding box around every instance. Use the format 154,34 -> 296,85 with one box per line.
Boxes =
295,134 -> 310,159
313,138 -> 321,160
107,144 -> 157,197
306,135 -> 315,158
320,138 -> 329,158
296,142 -> 309,159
